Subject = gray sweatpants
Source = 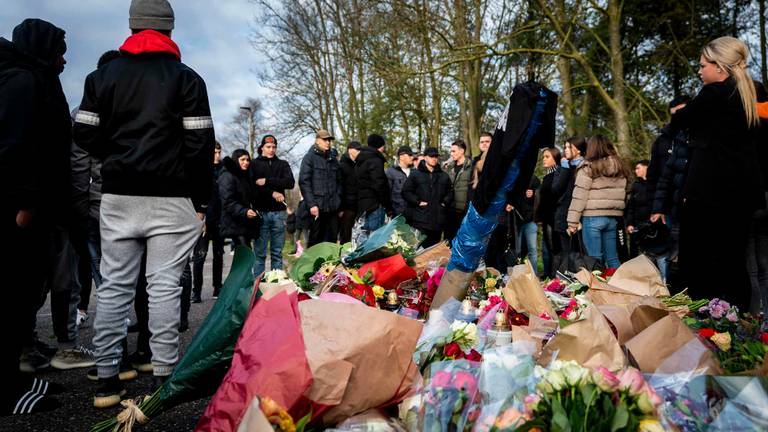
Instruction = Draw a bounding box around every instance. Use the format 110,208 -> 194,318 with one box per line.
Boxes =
94,194 -> 202,378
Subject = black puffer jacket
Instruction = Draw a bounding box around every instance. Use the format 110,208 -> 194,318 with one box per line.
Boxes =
250,155 -> 295,212
535,167 -> 561,226
552,158 -> 584,232
355,146 -> 391,214
401,161 -> 453,231
299,145 -> 341,213
646,125 -> 678,202
339,154 -> 358,211
624,177 -> 651,227
385,165 -> 409,215
651,139 -> 689,220
72,30 -> 215,212
0,20 -> 71,213
218,157 -> 259,239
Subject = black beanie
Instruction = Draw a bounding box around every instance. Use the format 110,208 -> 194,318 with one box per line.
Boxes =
258,134 -> 278,155
367,134 -> 385,149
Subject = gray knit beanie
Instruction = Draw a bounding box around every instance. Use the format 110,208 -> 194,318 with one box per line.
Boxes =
129,0 -> 175,31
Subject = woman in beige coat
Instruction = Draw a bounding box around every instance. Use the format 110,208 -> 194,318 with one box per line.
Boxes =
567,135 -> 630,268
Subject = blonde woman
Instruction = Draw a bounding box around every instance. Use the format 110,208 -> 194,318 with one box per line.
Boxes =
658,36 -> 762,310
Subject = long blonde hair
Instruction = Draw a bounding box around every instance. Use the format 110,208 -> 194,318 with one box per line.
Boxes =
702,36 -> 759,127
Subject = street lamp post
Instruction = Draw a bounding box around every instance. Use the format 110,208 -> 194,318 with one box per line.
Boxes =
240,106 -> 254,156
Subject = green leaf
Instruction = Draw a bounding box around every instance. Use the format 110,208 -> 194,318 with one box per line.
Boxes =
296,411 -> 312,432
551,398 -> 572,432
610,401 -> 629,432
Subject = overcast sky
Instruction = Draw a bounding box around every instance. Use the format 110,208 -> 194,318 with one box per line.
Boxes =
2,0 -> 270,140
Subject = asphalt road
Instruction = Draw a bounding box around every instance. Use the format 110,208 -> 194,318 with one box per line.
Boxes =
0,246 -> 235,432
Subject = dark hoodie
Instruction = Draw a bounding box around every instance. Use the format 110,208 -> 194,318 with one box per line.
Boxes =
218,153 -> 259,239
0,19 -> 70,213
250,135 -> 295,212
72,30 -> 215,212
401,160 -> 452,231
355,146 -> 391,214
339,153 -> 358,211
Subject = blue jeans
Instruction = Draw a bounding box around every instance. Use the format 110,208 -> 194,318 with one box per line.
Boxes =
253,211 -> 287,276
519,222 -> 538,274
581,216 -> 621,268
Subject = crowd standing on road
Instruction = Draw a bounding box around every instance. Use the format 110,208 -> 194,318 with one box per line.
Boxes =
1,0 -> 768,418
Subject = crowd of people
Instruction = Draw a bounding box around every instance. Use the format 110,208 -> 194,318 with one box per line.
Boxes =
1,0 -> 768,419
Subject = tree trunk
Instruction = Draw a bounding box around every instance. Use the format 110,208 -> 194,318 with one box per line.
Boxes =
554,0 -> 575,137
607,0 -> 630,156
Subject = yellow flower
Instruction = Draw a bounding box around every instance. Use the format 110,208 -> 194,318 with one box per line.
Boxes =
260,396 -> 281,416
711,332 -> 732,352
638,418 -> 665,432
485,278 -> 497,289
372,285 -> 385,299
319,263 -> 335,277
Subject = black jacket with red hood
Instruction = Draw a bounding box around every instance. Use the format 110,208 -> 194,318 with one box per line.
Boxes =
72,30 -> 215,211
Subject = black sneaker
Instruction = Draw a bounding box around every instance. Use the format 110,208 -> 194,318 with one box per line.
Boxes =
192,294 -> 202,303
34,339 -> 58,358
128,351 -> 153,373
17,376 -> 66,396
86,364 -> 137,382
50,346 -> 96,370
4,391 -> 61,415
19,349 -> 51,373
93,375 -> 125,409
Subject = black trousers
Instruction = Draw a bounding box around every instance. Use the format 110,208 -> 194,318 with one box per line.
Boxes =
443,209 -> 466,242
338,209 -> 357,245
1,206 -> 46,386
485,223 -> 511,273
680,200 -> 751,311
541,223 -> 561,278
420,229 -> 443,249
192,225 -> 224,296
308,211 -> 339,247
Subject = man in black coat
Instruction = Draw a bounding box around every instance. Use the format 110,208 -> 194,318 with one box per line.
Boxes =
386,146 -> 415,217
402,147 -> 453,248
625,160 -> 651,259
0,18 -> 70,415
646,95 -> 692,202
251,134 -> 295,276
338,141 -> 361,244
192,141 -> 225,301
355,134 -> 392,239
299,129 -> 342,246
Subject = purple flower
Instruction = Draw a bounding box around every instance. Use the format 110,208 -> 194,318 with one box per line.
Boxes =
726,311 -> 738,322
698,306 -> 709,313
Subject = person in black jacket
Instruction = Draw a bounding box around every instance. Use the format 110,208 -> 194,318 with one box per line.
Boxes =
402,147 -> 452,248
663,36 -> 763,310
646,95 -> 692,202
192,141 -> 224,302
72,1 -> 213,407
386,146 -> 415,217
299,129 -> 342,246
219,150 -> 260,246
355,134 -> 392,239
535,148 -> 562,278
552,137 -> 587,253
338,141 -> 361,244
0,17 -> 69,415
251,134 -> 295,276
511,176 -> 541,274
625,160 -> 651,259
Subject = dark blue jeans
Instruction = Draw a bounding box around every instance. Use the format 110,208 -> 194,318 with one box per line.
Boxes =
253,211 -> 287,276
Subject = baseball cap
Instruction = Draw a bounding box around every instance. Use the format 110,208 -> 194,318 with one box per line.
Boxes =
424,147 -> 439,157
397,145 -> 414,156
348,141 -> 362,150
316,129 -> 335,140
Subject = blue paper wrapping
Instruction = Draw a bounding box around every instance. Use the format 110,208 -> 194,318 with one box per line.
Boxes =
448,90 -> 548,272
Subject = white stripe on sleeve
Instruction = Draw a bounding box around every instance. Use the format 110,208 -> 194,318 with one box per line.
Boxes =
75,110 -> 100,126
182,116 -> 213,130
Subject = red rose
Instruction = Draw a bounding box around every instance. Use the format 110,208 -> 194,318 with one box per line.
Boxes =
464,349 -> 482,362
603,268 -> 617,278
761,332 -> 768,344
443,342 -> 462,359
297,292 -> 312,302
698,328 -> 716,339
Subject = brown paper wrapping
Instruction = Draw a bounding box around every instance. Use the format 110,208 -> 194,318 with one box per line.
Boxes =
540,304 -> 626,371
259,281 -> 299,300
578,255 -> 670,306
503,262 -> 557,319
298,300 -> 423,424
597,297 -> 667,344
236,398 -> 273,432
624,314 -> 721,375
430,269 -> 474,310
413,241 -> 451,274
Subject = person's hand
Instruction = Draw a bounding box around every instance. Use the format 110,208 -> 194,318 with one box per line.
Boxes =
505,204 -> 513,212
627,225 -> 635,233
16,210 -> 33,228
670,104 -> 686,114
272,191 -> 285,203
419,201 -> 428,207
310,206 -> 320,217
525,189 -> 534,198
650,213 -> 666,225
567,225 -> 578,235
338,211 -> 344,218
196,212 -> 205,221
256,178 -> 266,186
246,209 -> 258,219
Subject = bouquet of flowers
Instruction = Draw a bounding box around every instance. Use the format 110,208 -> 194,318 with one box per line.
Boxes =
259,397 -> 310,432
544,292 -> 590,327
343,215 -> 423,265
468,269 -> 502,302
263,269 -> 291,284
419,360 -> 482,432
660,288 -> 708,312
416,320 -> 482,373
477,291 -> 530,327
514,362 -> 664,432
684,299 -> 768,374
